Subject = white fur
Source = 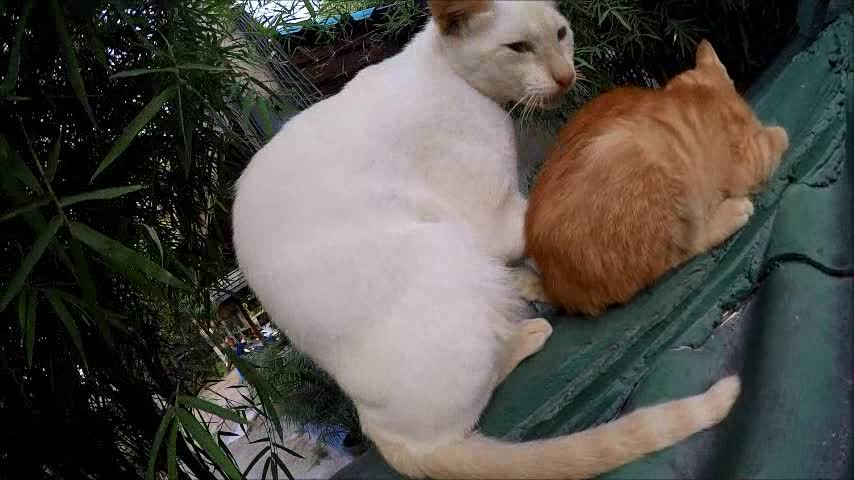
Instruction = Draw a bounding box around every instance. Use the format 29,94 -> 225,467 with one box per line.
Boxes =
235,0 -> 572,446
234,2 -> 737,478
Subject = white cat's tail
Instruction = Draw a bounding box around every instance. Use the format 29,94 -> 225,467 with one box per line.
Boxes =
375,375 -> 740,479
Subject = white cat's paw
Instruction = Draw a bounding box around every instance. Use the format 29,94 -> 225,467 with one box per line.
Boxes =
518,318 -> 553,355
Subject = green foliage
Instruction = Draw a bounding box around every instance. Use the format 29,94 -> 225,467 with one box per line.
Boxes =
175,407 -> 244,480
257,0 -> 794,128
147,407 -> 176,480
246,340 -> 364,447
227,348 -> 289,442
93,85 -> 178,181
0,0 -> 288,478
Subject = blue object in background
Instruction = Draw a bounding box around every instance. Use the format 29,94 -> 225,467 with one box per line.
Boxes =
350,7 -> 375,21
304,423 -> 350,455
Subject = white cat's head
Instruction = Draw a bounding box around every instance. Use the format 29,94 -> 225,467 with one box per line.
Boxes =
429,0 -> 575,106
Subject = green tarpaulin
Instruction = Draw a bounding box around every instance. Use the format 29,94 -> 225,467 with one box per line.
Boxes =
335,3 -> 853,479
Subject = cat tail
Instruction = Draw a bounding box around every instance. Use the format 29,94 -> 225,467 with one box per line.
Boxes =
377,375 -> 740,479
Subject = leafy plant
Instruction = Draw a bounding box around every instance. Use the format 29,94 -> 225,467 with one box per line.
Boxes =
246,339 -> 364,448
0,0 -> 295,478
253,0 -> 794,127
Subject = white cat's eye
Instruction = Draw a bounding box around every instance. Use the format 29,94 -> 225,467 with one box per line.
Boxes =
557,26 -> 567,41
505,41 -> 534,53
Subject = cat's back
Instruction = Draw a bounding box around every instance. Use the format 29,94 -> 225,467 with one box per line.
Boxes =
526,76 -> 755,314
240,38 -> 509,190
234,33 -> 514,264
526,87 -> 691,314
534,81 -> 737,200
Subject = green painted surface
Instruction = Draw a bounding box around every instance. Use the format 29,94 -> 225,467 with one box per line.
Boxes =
334,9 -> 853,480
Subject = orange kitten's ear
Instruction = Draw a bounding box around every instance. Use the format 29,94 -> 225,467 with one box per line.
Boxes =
695,40 -> 722,66
696,39 -> 732,81
428,0 -> 491,35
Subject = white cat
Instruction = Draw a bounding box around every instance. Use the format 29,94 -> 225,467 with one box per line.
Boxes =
233,1 -> 740,478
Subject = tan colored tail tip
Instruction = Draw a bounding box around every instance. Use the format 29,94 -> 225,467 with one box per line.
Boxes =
704,375 -> 741,424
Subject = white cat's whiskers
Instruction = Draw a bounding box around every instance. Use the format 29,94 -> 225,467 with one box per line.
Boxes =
521,93 -> 540,127
519,90 -> 537,126
519,101 -> 529,127
506,93 -> 531,120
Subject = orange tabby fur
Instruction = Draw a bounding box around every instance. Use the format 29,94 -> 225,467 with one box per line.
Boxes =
525,41 -> 789,316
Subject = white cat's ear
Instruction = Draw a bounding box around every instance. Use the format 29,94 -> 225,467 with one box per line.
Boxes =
428,0 -> 491,35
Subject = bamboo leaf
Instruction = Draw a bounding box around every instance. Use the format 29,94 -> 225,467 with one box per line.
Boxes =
248,439 -> 304,459
17,290 -> 26,332
273,443 -> 304,460
611,9 -> 632,31
226,350 -> 283,439
176,86 -> 190,175
103,255 -> 166,299
240,94 -> 254,128
111,67 -> 179,79
175,408 -> 244,480
69,238 -> 96,306
0,198 -> 50,223
0,156 -> 77,275
46,131 -> 61,183
271,455 -> 279,480
0,215 -> 62,312
177,394 -> 250,424
236,392 -> 265,417
302,0 -> 317,17
243,445 -> 271,478
177,63 -> 229,72
25,288 -> 37,366
262,458 -> 272,480
91,86 -> 176,181
243,76 -> 295,114
7,147 -> 42,194
108,2 -> 160,54
69,221 -> 189,290
167,420 -> 178,480
49,0 -> 96,126
17,289 -> 36,366
1,0 -> 33,95
142,224 -> 164,266
146,408 -> 175,480
57,289 -> 127,342
85,23 -> 109,68
272,452 -> 295,480
219,435 -> 239,468
44,289 -> 87,368
59,185 -> 144,207
256,96 -> 274,139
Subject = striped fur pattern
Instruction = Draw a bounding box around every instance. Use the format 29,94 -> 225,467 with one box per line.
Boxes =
526,41 -> 790,315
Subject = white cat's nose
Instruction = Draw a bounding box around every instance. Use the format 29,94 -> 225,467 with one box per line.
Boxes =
553,71 -> 575,89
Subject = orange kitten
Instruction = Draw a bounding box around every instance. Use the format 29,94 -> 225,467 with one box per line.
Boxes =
525,41 -> 789,316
